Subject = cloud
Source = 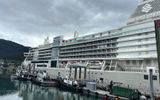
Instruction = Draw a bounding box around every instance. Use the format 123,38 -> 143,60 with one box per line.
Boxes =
0,0 -> 141,47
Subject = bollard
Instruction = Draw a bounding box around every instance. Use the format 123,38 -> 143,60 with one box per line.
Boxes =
115,97 -> 119,100
104,94 -> 108,99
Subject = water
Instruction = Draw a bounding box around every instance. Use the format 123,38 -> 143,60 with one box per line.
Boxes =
0,75 -> 103,100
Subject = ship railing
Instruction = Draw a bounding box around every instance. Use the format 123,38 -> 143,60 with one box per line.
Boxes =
103,65 -> 159,73
124,69 -> 147,73
123,68 -> 159,73
60,41 -> 118,50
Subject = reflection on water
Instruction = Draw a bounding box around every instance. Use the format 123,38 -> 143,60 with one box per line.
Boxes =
0,75 -> 102,100
0,92 -> 22,100
0,75 -> 17,96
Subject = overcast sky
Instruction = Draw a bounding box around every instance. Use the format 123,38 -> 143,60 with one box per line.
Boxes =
0,0 -> 142,47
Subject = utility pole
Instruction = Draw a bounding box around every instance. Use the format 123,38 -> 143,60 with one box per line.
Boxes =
88,64 -> 90,81
149,69 -> 154,100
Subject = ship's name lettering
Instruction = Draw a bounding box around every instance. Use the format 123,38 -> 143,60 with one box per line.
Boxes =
127,11 -> 160,24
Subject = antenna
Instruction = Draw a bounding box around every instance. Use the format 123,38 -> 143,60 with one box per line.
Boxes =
74,31 -> 79,38
44,36 -> 50,44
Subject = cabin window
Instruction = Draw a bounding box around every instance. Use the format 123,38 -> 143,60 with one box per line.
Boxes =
132,60 -> 136,65
153,75 -> 157,80
37,65 -> 47,67
139,61 -> 142,65
145,45 -> 148,48
144,75 -> 148,80
145,52 -> 149,54
145,38 -> 148,41
144,75 -> 157,81
138,45 -> 141,48
126,60 -> 130,65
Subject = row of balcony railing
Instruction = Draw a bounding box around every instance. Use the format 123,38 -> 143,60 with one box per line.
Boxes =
117,33 -> 155,42
61,26 -> 154,46
38,52 -> 52,56
38,58 -> 51,60
121,26 -> 154,36
59,51 -> 117,57
61,48 -> 117,54
38,49 -> 52,53
117,40 -> 156,47
59,55 -> 117,59
60,39 -> 118,50
38,55 -> 51,58
117,47 -> 156,53
60,43 -> 117,52
60,45 -> 118,54
38,48 -> 52,52
59,41 -> 155,54
60,33 -> 155,52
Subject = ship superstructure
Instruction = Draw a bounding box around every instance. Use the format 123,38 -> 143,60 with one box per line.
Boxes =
23,0 -> 160,94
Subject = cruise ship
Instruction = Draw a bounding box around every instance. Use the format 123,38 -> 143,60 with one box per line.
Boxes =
23,0 -> 160,94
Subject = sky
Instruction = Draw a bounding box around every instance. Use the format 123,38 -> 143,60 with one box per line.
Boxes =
0,0 -> 142,47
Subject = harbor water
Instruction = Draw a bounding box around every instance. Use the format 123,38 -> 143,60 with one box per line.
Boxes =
0,75 -> 103,100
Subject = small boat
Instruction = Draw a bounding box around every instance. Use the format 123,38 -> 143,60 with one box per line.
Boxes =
11,68 -> 28,81
57,76 -> 83,92
17,70 -> 30,81
32,70 -> 57,87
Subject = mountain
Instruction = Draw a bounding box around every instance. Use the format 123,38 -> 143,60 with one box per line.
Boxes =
0,39 -> 30,61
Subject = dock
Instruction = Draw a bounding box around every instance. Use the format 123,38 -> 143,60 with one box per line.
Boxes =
83,87 -> 128,100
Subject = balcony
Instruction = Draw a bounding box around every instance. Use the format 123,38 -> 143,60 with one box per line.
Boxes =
117,33 -> 155,42
117,40 -> 156,48
117,47 -> 156,53
60,39 -> 118,50
59,51 -> 117,57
